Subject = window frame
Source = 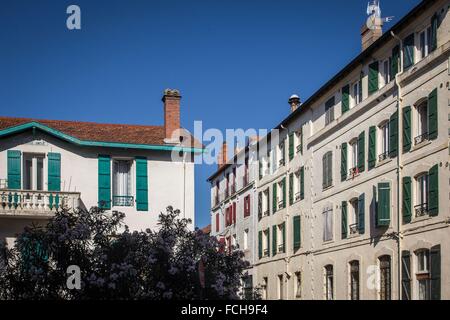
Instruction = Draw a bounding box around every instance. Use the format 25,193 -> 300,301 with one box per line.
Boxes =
324,265 -> 334,300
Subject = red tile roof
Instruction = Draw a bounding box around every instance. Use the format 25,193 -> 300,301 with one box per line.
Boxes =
0,116 -> 202,148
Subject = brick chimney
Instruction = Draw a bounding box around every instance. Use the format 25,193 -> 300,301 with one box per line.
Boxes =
217,142 -> 228,169
361,21 -> 383,51
289,94 -> 301,113
162,89 -> 181,142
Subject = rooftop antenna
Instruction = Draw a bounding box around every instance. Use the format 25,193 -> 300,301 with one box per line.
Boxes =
366,0 -> 394,31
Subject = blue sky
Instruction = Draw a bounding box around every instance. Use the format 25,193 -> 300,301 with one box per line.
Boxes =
0,0 -> 420,228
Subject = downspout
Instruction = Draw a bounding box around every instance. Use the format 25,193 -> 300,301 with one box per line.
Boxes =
391,30 -> 403,301
280,124 -> 290,298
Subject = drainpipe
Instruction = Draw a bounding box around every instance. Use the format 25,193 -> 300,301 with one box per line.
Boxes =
280,124 -> 290,298
391,30 -> 403,301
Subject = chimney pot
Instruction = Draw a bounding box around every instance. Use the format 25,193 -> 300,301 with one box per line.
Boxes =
289,94 -> 301,112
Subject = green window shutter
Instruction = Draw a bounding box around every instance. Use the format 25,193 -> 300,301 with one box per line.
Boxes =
368,61 -> 379,95
430,245 -> 441,300
403,34 -> 415,70
272,225 -> 277,256
272,183 -> 277,213
289,133 -> 294,161
391,45 -> 400,77
341,85 -> 350,114
358,193 -> 365,234
135,157 -> 149,211
293,216 -> 301,251
389,111 -> 398,158
428,88 -> 438,140
258,231 -> 263,259
98,155 -> 111,210
402,106 -> 412,152
300,166 -> 305,200
341,143 -> 347,181
7,150 -> 21,189
266,228 -> 270,257
428,164 -> 439,217
47,153 -> 61,192
282,177 -> 286,208
368,126 -> 376,170
282,222 -> 286,253
402,177 -> 412,224
401,251 -> 411,300
430,14 -> 438,52
377,182 -> 391,227
289,173 -> 294,206
259,160 -> 263,180
358,131 -> 365,172
299,127 -> 304,155
258,192 -> 262,219
341,201 -> 348,239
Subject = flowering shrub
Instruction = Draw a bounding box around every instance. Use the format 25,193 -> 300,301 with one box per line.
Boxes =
0,206 -> 250,300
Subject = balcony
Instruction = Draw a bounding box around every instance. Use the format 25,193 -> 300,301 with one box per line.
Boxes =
349,223 -> 359,235
414,132 -> 428,146
415,203 -> 428,218
112,195 -> 134,207
0,189 -> 81,218
378,152 -> 389,162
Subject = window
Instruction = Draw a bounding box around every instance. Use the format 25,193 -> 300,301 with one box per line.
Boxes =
350,140 -> 358,174
379,256 -> 391,300
380,59 -> 391,87
379,122 -> 390,161
415,173 -> 429,217
325,265 -> 334,300
112,160 -> 132,207
296,128 -> 303,154
418,26 -> 432,60
323,207 -> 333,242
270,148 -> 278,174
232,167 -> 237,194
243,229 -> 249,250
416,249 -> 430,300
294,171 -> 301,202
415,101 -> 428,145
278,275 -> 284,300
243,276 -> 253,300
263,230 -> 269,257
325,96 -> 335,125
295,272 -> 302,299
322,151 -> 333,189
277,224 -> 285,253
279,142 -> 285,167
277,181 -> 284,210
351,81 -> 362,108
23,154 -> 44,191
244,195 -> 251,217
262,277 -> 268,300
225,173 -> 230,198
243,158 -> 249,186
403,33 -> 415,70
215,213 -> 220,233
349,199 -> 359,235
350,261 -> 360,300
263,189 -> 270,216
215,181 -> 220,205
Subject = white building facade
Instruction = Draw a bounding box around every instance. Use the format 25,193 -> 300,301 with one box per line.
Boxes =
0,89 -> 202,247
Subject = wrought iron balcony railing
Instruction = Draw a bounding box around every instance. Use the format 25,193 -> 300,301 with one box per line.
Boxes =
0,189 -> 81,216
378,152 -> 389,162
296,145 -> 302,154
414,132 -> 428,146
112,195 -> 134,207
278,199 -> 284,210
295,192 -> 301,202
279,159 -> 285,167
415,203 -> 428,217
349,223 -> 359,235
263,249 -> 269,257
349,167 -> 359,177
278,244 -> 285,253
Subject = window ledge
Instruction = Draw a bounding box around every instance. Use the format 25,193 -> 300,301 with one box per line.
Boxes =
322,185 -> 334,192
411,140 -> 432,152
411,215 -> 431,224
322,240 -> 335,245
375,157 -> 393,168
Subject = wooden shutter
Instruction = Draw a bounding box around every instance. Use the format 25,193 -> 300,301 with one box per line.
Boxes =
47,153 -> 61,192
266,228 -> 270,257
341,84 -> 350,114
272,183 -> 277,213
358,131 -> 365,172
258,231 -> 263,259
259,160 -> 263,180
258,192 -> 262,219
289,173 -> 294,206
401,251 -> 411,300
233,202 -> 237,224
368,61 -> 379,95
402,177 -> 412,224
216,213 -> 220,232
98,155 -> 111,210
341,201 -> 348,239
293,216 -> 301,251
391,46 -> 400,77
272,225 -> 278,256
430,14 -> 438,52
7,150 -> 21,189
282,177 -> 286,208
368,126 -> 376,169
323,154 -> 327,187
402,106 -> 412,152
430,245 -> 441,300
281,222 -> 286,253
135,157 -> 149,211
389,111 -> 398,158
358,193 -> 365,234
300,166 -> 305,200
403,34 -> 415,69
299,126 -> 304,155
289,133 -> 294,161
377,182 -> 391,227
428,88 -> 438,140
428,164 -> 439,217
341,143 -> 347,181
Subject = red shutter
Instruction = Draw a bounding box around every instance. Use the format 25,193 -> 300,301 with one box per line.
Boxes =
247,195 -> 251,217
233,202 -> 237,225
216,213 -> 220,232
